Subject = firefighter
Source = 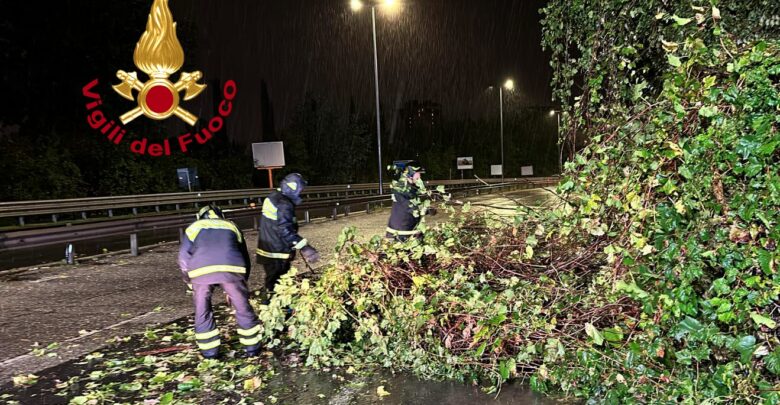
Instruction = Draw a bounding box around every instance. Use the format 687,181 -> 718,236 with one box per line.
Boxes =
178,205 -> 260,359
386,161 -> 436,241
256,173 -> 320,294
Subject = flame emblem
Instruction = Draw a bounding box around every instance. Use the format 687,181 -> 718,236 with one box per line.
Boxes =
112,0 -> 205,125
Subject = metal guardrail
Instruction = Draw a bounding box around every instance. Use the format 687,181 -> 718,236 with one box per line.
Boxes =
0,179 -> 559,255
0,177 -> 557,225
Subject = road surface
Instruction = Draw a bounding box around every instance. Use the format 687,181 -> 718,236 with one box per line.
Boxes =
0,187 -> 557,384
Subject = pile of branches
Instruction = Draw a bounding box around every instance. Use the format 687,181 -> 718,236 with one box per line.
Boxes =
257,6 -> 780,403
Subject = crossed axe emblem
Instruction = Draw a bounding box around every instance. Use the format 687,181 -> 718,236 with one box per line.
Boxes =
113,70 -> 206,126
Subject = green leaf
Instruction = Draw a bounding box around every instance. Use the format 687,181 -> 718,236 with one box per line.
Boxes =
677,317 -> 704,336
614,280 -> 649,299
766,349 -> 780,375
489,313 -> 507,326
733,335 -> 756,363
120,382 -> 143,392
499,358 -> 516,380
475,342 -> 487,357
672,15 -> 692,25
602,327 -> 624,343
750,312 -> 777,329
698,106 -> 719,118
667,55 -> 682,67
159,392 -> 174,405
632,81 -> 648,100
678,166 -> 693,180
758,249 -> 774,274
585,323 -> 604,346
560,180 -> 574,191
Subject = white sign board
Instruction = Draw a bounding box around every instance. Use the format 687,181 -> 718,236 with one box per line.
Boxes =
252,142 -> 285,168
491,165 -> 503,176
521,166 -> 534,176
456,157 -> 474,170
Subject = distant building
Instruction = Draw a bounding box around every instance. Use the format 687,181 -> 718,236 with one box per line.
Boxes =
394,100 -> 443,158
401,100 -> 441,134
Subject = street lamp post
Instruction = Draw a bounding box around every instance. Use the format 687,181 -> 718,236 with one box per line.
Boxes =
498,79 -> 513,182
550,109 -> 562,173
351,0 -> 398,195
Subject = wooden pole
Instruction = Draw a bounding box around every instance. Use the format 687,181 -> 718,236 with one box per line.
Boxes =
267,168 -> 274,188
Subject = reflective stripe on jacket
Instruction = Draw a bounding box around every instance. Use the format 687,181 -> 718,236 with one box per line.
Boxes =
257,191 -> 306,262
179,218 -> 250,285
386,189 -> 422,237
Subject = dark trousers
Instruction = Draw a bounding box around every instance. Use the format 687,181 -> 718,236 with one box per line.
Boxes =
262,259 -> 292,293
192,282 -> 260,357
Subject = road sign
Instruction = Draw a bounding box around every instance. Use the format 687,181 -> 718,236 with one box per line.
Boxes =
456,157 -> 473,170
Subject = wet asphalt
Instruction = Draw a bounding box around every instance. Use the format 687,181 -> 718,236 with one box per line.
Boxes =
0,188 -> 559,403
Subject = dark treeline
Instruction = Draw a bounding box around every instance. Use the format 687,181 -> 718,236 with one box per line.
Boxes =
0,1 -> 559,202
0,92 -> 559,201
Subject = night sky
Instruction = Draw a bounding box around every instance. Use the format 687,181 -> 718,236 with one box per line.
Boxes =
175,0 -> 553,145
1,0 -> 552,147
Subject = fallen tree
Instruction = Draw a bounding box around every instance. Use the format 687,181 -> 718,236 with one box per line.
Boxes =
257,3 -> 780,402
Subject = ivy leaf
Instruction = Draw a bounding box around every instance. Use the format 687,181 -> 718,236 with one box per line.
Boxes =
489,313 -> 507,326
733,335 -> 756,363
159,392 -> 174,405
677,317 -> 704,337
12,374 -> 38,387
614,280 -> 649,299
602,327 -> 624,343
758,249 -> 774,274
667,55 -> 682,67
585,323 -> 604,346
698,106 -> 719,118
672,15 -> 692,25
119,382 -> 143,392
377,385 -> 391,397
766,349 -> 780,375
750,312 -> 777,329
632,81 -> 648,100
499,358 -> 516,380
243,376 -> 263,392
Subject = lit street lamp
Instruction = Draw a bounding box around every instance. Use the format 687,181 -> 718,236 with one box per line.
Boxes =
351,0 -> 399,195
550,109 -> 562,173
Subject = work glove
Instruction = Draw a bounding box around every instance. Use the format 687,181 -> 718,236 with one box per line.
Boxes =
300,245 -> 321,264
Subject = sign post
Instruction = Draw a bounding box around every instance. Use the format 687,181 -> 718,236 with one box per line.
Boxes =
252,142 -> 286,188
456,157 -> 473,180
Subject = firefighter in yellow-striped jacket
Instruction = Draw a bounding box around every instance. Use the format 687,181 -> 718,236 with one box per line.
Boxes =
256,173 -> 320,294
179,205 -> 260,359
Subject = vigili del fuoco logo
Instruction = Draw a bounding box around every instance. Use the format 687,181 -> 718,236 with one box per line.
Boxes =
81,0 -> 236,156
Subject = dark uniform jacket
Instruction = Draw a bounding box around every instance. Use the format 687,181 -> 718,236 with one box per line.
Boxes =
386,187 -> 424,238
256,191 -> 307,262
179,218 -> 251,285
